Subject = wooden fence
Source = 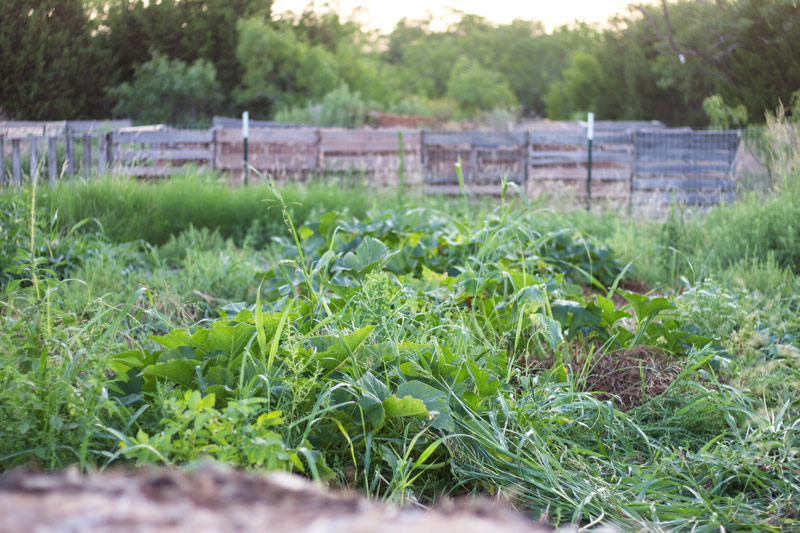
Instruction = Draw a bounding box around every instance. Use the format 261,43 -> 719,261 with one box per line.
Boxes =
0,125 -> 740,210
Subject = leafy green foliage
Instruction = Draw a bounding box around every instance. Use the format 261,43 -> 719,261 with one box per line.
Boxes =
445,58 -> 518,115
275,85 -> 378,128
703,94 -> 749,130
108,53 -> 223,126
234,18 -> 339,117
0,0 -> 112,119
1,182 -> 799,531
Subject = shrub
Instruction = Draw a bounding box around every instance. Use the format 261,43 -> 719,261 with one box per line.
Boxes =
274,85 -> 378,128
445,58 -> 518,115
108,53 -> 223,126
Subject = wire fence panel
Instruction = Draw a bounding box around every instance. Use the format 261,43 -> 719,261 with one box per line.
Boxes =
632,130 -> 739,213
527,130 -> 632,205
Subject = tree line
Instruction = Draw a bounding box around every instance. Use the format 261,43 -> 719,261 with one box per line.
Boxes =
1,0 -> 798,127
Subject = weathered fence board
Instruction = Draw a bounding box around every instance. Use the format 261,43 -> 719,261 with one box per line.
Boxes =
110,129 -> 215,177
117,149 -> 214,161
12,139 -> 21,186
634,163 -> 733,175
112,130 -> 214,144
82,135 -> 91,180
635,131 -> 739,152
1,123 -> 741,211
65,135 -> 74,178
632,191 -> 735,205
115,167 -> 191,177
633,177 -> 735,191
0,135 -> 5,186
48,137 -> 58,184
29,138 -> 38,183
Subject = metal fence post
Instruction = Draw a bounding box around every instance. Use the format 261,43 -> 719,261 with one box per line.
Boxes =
242,111 -> 249,186
586,112 -> 594,211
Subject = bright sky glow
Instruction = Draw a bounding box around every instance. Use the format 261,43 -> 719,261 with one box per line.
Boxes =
271,0 -> 636,32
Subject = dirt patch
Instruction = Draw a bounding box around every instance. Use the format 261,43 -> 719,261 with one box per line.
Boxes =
578,346 -> 680,410
526,345 -> 681,411
0,465 -> 556,533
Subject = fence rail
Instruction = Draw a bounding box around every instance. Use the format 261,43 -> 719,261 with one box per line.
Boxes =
1,124 -> 741,211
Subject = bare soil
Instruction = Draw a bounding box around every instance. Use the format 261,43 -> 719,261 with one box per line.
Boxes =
0,465 -> 556,533
526,345 -> 680,411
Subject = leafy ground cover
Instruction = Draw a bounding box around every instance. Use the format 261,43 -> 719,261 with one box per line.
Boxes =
1,178 -> 798,531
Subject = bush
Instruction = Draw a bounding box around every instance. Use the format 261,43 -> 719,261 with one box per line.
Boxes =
702,94 -> 748,130
445,58 -> 518,115
108,53 -> 223,126
274,85 -> 378,128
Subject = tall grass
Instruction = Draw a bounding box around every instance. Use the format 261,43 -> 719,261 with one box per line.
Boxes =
8,172 -> 444,247
1,116 -> 799,530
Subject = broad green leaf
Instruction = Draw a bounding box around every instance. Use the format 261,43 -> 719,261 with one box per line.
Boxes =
619,290 -> 675,324
357,372 -> 389,401
531,313 -> 564,350
396,380 -> 454,431
335,237 -> 390,275
357,396 -> 386,431
307,325 -> 375,370
383,395 -> 428,419
150,329 -> 191,350
142,359 -> 196,388
467,363 -> 501,397
189,321 -> 254,357
595,295 -> 630,326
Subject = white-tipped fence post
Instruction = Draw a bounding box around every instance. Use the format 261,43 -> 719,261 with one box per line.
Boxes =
586,112 -> 594,211
242,111 -> 249,187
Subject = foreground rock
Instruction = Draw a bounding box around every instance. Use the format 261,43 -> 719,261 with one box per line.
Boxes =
0,465 -> 557,533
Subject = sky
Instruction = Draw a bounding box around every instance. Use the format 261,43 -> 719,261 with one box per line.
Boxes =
271,0 -> 636,33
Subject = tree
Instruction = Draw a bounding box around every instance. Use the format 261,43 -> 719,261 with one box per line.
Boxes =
543,51 -> 602,120
0,0 -> 112,119
102,0 -> 273,100
108,53 -> 223,126
702,94 -> 748,130
234,18 -> 338,117
445,58 -> 518,115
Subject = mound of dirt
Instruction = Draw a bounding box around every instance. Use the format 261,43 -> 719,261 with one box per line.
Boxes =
0,465 -> 556,533
526,345 -> 681,411
578,346 -> 680,410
